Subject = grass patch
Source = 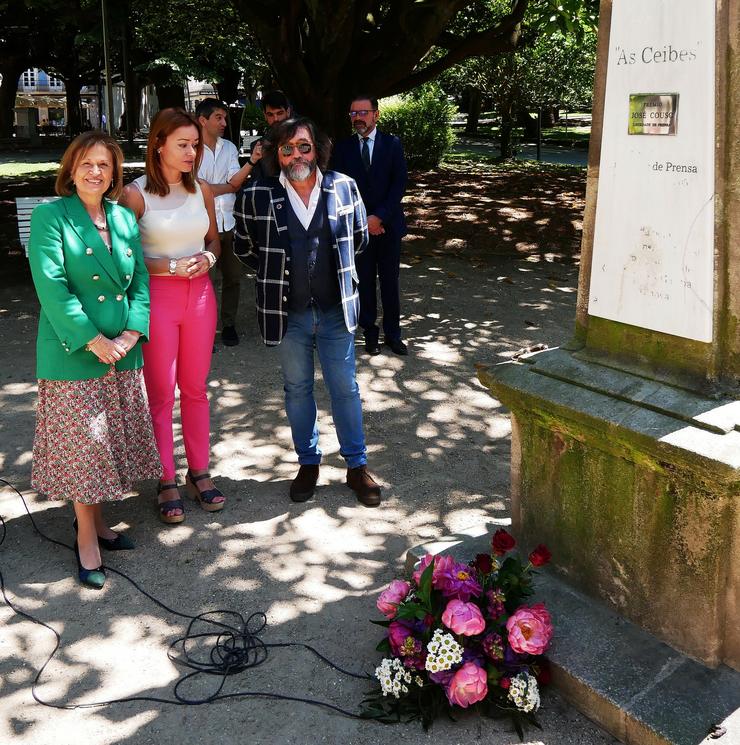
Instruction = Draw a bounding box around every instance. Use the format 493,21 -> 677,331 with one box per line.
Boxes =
0,162 -> 59,178
441,154 -> 585,175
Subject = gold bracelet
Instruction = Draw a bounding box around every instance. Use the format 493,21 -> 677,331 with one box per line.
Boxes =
85,333 -> 103,352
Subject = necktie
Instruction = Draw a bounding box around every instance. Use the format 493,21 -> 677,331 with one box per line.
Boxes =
361,137 -> 371,170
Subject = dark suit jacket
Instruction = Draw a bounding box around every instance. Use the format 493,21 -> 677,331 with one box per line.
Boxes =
233,171 -> 368,345
332,129 -> 407,238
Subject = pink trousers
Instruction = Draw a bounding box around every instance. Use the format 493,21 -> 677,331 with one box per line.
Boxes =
143,275 -> 216,480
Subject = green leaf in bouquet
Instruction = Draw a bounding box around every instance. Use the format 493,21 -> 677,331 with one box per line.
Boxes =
486,664 -> 503,684
394,601 -> 424,621
416,559 -> 435,609
375,637 -> 391,653
370,618 -> 391,628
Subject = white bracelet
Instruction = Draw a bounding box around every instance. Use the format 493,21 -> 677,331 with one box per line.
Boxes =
203,251 -> 217,268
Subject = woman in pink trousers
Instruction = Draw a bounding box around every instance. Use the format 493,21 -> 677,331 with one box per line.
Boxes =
121,108 -> 226,523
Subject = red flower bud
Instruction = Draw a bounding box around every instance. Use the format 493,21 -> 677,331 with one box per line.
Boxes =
535,661 -> 552,686
528,543 -> 552,567
472,552 -> 493,574
500,677 -> 511,689
491,528 -> 516,556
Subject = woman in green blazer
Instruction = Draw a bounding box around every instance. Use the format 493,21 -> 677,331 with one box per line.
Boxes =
28,131 -> 161,589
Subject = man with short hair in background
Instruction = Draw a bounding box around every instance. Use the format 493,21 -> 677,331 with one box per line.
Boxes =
247,90 -> 293,181
332,94 -> 408,356
196,98 -> 262,346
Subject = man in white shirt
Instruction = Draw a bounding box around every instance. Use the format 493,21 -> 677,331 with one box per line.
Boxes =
196,98 -> 263,345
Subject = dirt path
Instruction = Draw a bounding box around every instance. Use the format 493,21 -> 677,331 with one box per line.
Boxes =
0,164 -> 618,745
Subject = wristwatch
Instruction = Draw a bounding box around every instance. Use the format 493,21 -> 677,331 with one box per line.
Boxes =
168,258 -> 177,275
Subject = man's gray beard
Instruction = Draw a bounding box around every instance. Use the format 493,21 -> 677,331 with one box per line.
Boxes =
282,160 -> 316,182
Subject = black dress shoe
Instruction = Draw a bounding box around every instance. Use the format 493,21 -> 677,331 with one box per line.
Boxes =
385,338 -> 408,355
222,325 -> 239,346
365,339 -> 381,355
290,464 -> 320,502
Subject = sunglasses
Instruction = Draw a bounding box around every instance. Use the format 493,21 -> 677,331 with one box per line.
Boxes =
279,142 -> 313,156
348,110 -> 377,118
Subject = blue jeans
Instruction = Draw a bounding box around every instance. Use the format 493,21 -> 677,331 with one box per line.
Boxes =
278,303 -> 367,468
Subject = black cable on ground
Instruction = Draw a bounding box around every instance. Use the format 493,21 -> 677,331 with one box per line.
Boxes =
0,477 -> 373,718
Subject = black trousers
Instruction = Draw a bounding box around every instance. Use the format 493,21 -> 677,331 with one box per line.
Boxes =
356,231 -> 401,342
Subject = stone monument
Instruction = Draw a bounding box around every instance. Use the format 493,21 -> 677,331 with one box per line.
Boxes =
479,0 -> 739,679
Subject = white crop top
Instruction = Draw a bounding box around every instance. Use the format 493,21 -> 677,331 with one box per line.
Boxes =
133,175 -> 209,259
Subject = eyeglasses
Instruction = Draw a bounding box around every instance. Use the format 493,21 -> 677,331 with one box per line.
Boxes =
348,110 -> 377,118
279,142 -> 313,156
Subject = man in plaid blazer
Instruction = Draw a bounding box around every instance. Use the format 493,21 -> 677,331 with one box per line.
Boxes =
233,117 -> 382,507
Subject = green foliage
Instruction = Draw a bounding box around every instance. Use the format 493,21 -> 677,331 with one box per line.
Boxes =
379,87 -> 457,170
240,103 -> 265,133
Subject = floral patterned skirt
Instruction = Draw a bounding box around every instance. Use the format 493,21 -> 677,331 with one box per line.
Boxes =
32,368 -> 161,504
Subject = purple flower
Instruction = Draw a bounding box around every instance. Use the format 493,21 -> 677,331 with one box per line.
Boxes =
387,621 -> 426,669
482,632 -> 505,662
435,555 -> 483,601
429,668 -> 455,687
486,588 -> 506,619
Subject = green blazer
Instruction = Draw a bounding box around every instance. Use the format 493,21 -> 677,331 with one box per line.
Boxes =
28,193 -> 150,381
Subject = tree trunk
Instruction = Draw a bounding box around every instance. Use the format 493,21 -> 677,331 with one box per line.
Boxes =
214,70 -> 240,105
465,88 -> 482,135
499,118 -> 514,159
0,58 -> 27,139
154,82 -> 185,110
541,106 -> 558,128
148,65 -> 185,110
516,110 -> 539,139
65,73 -> 83,136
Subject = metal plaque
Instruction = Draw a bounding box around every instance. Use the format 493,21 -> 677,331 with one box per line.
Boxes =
628,93 -> 679,135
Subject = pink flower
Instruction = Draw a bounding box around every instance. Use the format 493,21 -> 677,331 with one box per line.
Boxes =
506,603 -> 553,655
412,554 -> 436,585
441,599 -> 486,636
446,662 -> 488,708
376,579 -> 410,619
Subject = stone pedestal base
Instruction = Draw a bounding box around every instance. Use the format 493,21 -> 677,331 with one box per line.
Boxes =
478,348 -> 740,670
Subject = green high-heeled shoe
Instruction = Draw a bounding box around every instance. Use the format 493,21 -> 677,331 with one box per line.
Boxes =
73,542 -> 106,589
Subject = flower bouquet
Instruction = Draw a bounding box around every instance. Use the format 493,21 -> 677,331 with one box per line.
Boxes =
362,529 -> 553,735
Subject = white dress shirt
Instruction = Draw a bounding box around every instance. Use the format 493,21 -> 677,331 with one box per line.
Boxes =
197,137 -> 240,232
279,167 -> 323,230
357,128 -> 377,163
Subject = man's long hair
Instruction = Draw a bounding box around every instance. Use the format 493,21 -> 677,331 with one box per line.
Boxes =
261,117 -> 332,177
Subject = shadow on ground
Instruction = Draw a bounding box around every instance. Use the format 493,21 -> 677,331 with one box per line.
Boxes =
0,163 -> 617,745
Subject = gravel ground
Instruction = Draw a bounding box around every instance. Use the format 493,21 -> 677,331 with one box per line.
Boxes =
0,230 -> 619,744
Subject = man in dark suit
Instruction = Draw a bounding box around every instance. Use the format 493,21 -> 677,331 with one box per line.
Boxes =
233,117 -> 383,507
332,95 -> 408,356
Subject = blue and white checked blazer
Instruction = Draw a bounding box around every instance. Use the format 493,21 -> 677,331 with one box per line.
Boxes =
233,171 -> 368,346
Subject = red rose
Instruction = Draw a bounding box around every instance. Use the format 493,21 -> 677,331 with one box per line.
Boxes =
491,528 -> 516,556
529,544 -> 552,567
500,677 -> 511,689
472,553 -> 493,574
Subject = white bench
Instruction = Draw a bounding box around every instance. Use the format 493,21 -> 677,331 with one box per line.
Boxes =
15,196 -> 59,256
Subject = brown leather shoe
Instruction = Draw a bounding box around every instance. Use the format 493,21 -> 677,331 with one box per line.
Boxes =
346,465 -> 382,507
290,464 -> 319,502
